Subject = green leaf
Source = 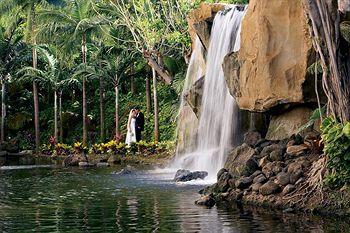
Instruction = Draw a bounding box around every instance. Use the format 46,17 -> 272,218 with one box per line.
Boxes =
343,122 -> 350,138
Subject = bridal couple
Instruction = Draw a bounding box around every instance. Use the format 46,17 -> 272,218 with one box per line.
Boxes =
125,107 -> 145,145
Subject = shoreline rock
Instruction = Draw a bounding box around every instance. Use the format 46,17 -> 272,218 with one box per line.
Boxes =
197,131 -> 349,215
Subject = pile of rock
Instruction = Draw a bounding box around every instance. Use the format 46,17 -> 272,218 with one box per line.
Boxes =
196,131 -> 321,207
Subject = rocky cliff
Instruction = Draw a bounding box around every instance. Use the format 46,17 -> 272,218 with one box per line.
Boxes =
224,0 -> 316,112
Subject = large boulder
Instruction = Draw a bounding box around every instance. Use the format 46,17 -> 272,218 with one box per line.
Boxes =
259,181 -> 280,196
235,176 -> 253,190
195,194 -> 216,207
224,0 -> 316,112
213,170 -> 232,193
112,166 -> 136,175
224,143 -> 258,177
266,107 -> 313,140
262,161 -> 284,178
174,169 -> 208,182
243,131 -> 262,147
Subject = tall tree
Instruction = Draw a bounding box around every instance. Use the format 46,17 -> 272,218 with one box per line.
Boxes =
0,11 -> 26,144
304,0 -> 350,123
40,0 -> 106,146
16,46 -> 68,143
107,0 -> 192,141
0,0 -> 64,152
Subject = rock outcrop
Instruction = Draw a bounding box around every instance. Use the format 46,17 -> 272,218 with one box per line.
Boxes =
187,3 -> 225,49
266,107 -> 313,140
184,77 -> 204,117
199,131 -> 324,211
224,0 -> 315,112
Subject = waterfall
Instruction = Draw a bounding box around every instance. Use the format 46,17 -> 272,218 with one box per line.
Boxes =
175,37 -> 206,156
172,5 -> 247,181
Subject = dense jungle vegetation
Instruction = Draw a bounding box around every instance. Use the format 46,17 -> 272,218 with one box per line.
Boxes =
0,0 -> 248,152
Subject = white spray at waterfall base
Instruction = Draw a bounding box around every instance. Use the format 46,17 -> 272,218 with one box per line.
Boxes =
171,5 -> 247,182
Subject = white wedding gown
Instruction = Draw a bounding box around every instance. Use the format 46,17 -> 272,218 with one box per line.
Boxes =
125,118 -> 137,145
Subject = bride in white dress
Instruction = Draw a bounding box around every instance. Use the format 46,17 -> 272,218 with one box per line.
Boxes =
125,109 -> 137,145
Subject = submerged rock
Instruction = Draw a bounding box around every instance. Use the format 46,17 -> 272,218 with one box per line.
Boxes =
113,166 -> 135,175
78,162 -> 95,168
97,162 -> 110,167
174,169 -> 208,182
78,162 -> 89,167
195,194 -> 216,207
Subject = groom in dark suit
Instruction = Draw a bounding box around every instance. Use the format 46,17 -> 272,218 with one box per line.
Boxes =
134,107 -> 144,142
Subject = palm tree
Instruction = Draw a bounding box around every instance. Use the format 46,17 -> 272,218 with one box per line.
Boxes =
0,13 -> 25,144
75,46 -> 135,141
17,45 -> 72,144
0,0 -> 64,152
39,0 -> 106,146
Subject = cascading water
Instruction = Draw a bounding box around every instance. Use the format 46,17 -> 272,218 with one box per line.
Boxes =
172,5 -> 247,181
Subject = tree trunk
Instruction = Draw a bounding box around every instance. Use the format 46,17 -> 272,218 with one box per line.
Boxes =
146,77 -> 151,115
143,50 -> 172,85
33,45 -> 40,153
59,91 -> 63,143
130,66 -> 136,95
115,74 -> 120,139
1,77 -> 6,144
130,76 -> 136,94
82,33 -> 87,146
99,75 -> 105,142
303,0 -> 350,123
152,68 -> 159,142
54,90 -> 58,143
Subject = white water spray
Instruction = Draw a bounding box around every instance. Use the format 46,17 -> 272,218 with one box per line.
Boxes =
172,5 -> 247,181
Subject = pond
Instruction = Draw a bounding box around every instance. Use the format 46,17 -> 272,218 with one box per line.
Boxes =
0,166 -> 348,232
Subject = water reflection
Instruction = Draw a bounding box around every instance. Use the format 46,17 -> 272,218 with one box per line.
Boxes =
0,166 -> 348,232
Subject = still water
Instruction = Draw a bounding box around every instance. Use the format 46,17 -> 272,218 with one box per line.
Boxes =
0,166 -> 347,232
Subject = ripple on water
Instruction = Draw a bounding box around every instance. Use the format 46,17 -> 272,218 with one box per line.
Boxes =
0,166 -> 348,232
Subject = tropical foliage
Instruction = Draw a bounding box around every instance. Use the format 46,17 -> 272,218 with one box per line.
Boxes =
0,0 -> 251,151
41,139 -> 174,157
321,117 -> 350,188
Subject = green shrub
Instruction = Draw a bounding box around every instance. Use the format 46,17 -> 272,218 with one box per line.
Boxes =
321,117 -> 350,188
